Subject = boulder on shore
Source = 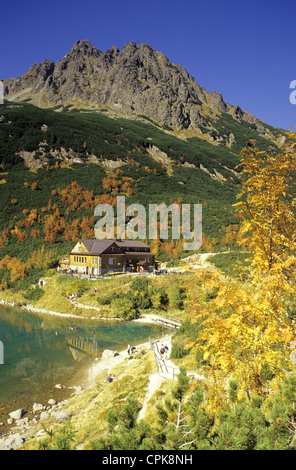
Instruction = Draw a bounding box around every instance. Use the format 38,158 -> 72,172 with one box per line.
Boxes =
51,411 -> 72,421
48,399 -> 57,405
9,409 -> 25,420
0,433 -> 24,450
33,403 -> 44,412
102,349 -> 119,359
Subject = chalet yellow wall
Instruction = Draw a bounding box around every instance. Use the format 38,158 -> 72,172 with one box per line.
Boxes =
69,254 -> 98,267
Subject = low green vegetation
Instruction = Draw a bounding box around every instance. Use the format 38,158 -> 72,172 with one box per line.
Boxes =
90,369 -> 296,451
209,251 -> 250,277
27,364 -> 296,451
97,276 -> 185,319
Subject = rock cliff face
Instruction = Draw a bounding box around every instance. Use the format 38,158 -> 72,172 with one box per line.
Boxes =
3,39 -> 259,132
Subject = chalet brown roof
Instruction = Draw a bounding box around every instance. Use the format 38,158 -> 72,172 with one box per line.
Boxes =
71,239 -> 150,255
76,239 -> 115,255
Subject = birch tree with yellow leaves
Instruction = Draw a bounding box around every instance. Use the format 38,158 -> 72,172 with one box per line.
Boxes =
192,134 -> 296,402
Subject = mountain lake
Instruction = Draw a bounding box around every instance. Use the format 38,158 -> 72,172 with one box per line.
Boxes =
0,304 -> 163,423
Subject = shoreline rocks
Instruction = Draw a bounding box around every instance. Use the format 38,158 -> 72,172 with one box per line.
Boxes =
0,397 -> 71,450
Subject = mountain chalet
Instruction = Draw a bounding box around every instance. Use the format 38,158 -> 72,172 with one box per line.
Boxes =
68,239 -> 155,276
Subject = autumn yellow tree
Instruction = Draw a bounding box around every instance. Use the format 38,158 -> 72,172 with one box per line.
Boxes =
0,255 -> 27,282
0,228 -> 10,247
192,134 -> 296,402
236,135 -> 296,277
28,245 -> 57,270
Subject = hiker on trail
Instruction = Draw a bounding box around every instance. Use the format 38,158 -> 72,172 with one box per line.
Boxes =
160,344 -> 165,360
164,345 -> 169,359
127,344 -> 131,355
107,374 -> 113,383
131,346 -> 136,354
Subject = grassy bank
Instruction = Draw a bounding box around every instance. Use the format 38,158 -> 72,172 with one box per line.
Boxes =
0,270 -> 204,322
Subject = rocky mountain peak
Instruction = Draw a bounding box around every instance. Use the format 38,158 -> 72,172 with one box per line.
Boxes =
66,39 -> 102,59
3,39 -> 261,133
123,41 -> 137,50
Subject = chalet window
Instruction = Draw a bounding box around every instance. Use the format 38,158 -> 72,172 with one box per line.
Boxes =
109,258 -> 115,265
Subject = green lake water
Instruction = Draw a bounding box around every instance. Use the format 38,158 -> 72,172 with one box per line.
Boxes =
0,305 -> 163,421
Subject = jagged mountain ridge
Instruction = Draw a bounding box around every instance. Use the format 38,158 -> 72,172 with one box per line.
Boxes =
3,39 -> 267,134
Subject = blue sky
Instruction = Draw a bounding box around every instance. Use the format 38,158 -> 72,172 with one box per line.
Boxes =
1,0 -> 295,130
